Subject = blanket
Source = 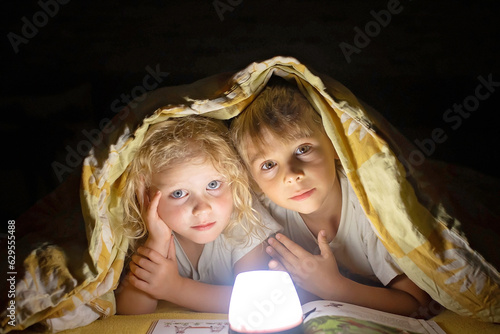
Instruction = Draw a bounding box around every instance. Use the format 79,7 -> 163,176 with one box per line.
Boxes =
2,56 -> 499,333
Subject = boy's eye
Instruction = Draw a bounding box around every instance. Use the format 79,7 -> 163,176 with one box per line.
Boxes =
171,189 -> 187,199
295,145 -> 311,155
261,161 -> 276,170
207,180 -> 221,190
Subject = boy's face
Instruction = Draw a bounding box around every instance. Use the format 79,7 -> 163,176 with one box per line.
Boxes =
245,128 -> 339,215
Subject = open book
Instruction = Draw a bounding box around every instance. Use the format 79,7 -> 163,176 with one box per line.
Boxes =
147,300 -> 445,334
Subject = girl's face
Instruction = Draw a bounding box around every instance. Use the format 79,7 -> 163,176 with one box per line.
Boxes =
150,158 -> 234,245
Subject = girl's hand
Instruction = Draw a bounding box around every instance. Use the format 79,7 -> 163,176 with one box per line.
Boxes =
128,239 -> 183,301
143,190 -> 172,257
266,230 -> 343,299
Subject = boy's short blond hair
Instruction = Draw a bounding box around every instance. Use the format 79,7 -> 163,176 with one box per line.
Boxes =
230,78 -> 324,166
122,115 -> 263,252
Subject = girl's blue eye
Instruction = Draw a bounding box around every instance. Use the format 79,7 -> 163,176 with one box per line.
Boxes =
171,189 -> 187,199
261,161 -> 276,171
295,145 -> 311,155
207,180 -> 221,190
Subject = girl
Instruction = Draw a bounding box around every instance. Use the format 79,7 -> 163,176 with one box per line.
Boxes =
116,115 -> 281,315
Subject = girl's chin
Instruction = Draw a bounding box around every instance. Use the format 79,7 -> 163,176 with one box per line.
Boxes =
191,233 -> 219,245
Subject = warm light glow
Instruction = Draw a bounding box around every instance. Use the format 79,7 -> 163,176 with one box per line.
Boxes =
228,271 -> 303,333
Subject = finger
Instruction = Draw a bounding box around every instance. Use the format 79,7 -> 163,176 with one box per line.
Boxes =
266,244 -> 284,263
268,236 -> 298,262
131,254 -> 146,267
274,233 -> 310,258
128,273 -> 152,294
131,254 -> 156,273
268,259 -> 286,271
317,230 -> 333,259
265,243 -> 279,257
266,241 -> 298,274
137,246 -> 165,264
129,261 -> 152,281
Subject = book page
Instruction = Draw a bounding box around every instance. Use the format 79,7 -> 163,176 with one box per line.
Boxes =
147,301 -> 446,334
302,300 -> 446,334
147,319 -> 230,334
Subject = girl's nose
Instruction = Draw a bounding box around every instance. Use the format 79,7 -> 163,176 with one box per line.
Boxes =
193,198 -> 212,216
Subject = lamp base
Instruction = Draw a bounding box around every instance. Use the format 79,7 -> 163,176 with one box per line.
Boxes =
229,323 -> 304,334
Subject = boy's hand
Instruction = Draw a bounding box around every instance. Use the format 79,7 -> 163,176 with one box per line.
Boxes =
143,190 -> 172,257
266,231 -> 342,299
128,240 -> 183,301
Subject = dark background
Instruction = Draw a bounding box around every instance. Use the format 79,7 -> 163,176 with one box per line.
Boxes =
2,0 -> 499,223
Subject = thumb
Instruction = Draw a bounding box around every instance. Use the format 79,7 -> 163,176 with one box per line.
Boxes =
318,230 -> 332,258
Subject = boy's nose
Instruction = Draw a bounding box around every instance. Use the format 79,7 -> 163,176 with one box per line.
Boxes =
286,173 -> 303,183
284,163 -> 304,184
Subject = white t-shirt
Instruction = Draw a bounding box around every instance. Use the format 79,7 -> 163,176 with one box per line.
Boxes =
263,168 -> 402,286
174,198 -> 282,286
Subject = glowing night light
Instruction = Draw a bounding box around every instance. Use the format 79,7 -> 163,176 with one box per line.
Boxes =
228,271 -> 303,333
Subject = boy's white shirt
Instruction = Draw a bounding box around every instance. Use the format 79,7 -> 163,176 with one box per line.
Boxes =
173,197 -> 282,286
262,167 -> 403,286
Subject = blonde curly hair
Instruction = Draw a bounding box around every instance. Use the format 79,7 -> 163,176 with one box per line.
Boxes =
122,115 -> 264,252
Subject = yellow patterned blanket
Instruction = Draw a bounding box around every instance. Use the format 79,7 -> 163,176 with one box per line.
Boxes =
3,56 -> 499,333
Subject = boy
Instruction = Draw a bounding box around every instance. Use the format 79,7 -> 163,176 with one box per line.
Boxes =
230,78 -> 433,317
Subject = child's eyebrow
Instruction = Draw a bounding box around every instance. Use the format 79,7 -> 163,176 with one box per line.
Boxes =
249,149 -> 275,167
248,154 -> 262,166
